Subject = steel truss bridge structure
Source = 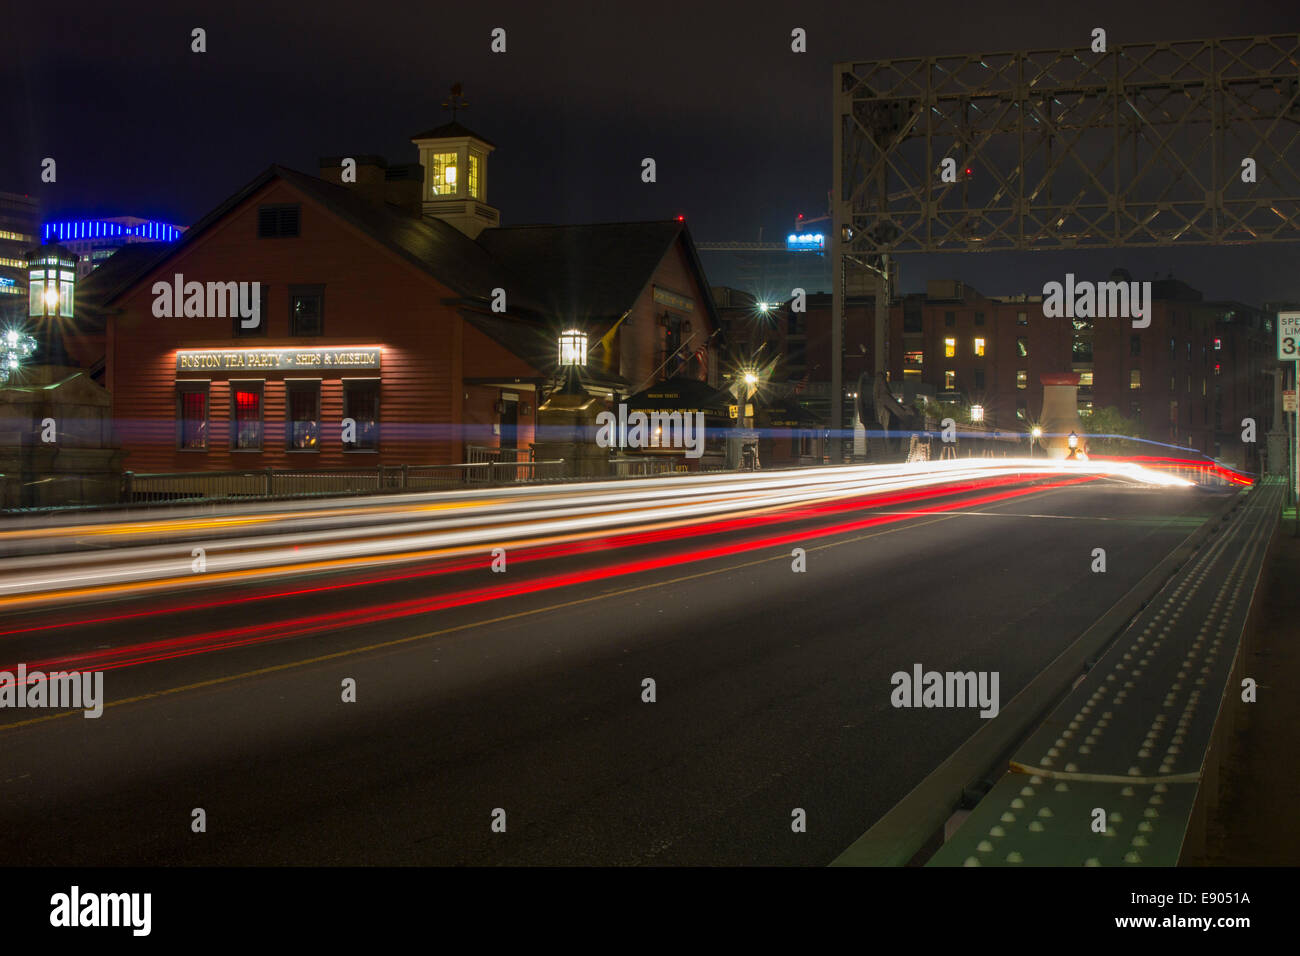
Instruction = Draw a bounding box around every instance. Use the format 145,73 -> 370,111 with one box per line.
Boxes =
829,33 -> 1300,456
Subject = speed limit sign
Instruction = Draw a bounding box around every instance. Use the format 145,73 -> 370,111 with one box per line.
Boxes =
1278,312 -> 1300,360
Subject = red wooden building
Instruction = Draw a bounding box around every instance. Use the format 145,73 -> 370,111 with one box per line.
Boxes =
85,122 -> 722,473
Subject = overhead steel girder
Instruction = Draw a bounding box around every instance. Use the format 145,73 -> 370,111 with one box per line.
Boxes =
832,34 -> 1300,254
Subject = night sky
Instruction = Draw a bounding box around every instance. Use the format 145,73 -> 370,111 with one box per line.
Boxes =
3,0 -> 1298,304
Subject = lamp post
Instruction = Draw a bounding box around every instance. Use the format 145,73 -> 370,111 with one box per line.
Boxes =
25,244 -> 77,366
1030,425 -> 1042,458
558,329 -> 587,368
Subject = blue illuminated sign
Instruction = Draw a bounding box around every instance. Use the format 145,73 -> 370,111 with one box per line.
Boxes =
785,232 -> 825,251
0,277 -> 15,287
42,219 -> 183,243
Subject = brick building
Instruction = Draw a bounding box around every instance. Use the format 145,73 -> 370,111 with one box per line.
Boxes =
767,273 -> 1275,467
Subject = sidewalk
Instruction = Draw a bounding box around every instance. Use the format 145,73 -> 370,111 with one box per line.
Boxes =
1193,508 -> 1300,865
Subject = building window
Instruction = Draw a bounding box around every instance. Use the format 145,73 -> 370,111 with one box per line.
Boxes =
1072,336 -> 1093,361
231,382 -> 263,450
1130,399 -> 1141,419
974,337 -> 986,357
903,303 -> 922,333
944,337 -> 956,358
1078,371 -> 1094,386
944,370 -> 956,389
1186,375 -> 1192,393
1016,311 -> 1027,325
1214,363 -> 1221,376
1079,400 -> 1094,417
289,286 -> 324,336
1202,378 -> 1206,396
177,385 -> 208,450
1130,369 -> 1141,389
1016,369 -> 1027,389
1214,337 -> 1222,350
59,270 -> 75,318
904,350 -> 923,367
257,204 -> 300,238
975,312 -> 985,326
429,153 -> 458,196
1016,399 -> 1027,419
468,152 -> 481,199
234,285 -> 269,337
1130,334 -> 1141,356
1016,337 -> 1028,358
944,311 -> 955,327
1187,341 -> 1192,359
287,381 -> 321,450
974,368 -> 985,389
1170,375 -> 1176,392
343,380 -> 380,451
1169,337 -> 1176,356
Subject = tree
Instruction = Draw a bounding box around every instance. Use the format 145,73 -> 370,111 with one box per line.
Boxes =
1082,406 -> 1143,455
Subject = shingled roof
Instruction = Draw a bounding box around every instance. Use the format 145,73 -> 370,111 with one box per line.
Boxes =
476,220 -> 711,335
94,165 -> 718,374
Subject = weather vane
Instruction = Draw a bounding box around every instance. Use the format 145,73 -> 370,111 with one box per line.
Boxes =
442,83 -> 468,121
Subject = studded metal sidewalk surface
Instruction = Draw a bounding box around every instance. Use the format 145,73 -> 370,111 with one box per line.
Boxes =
930,479 -> 1283,866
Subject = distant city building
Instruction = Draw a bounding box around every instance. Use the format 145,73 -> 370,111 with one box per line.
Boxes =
42,217 -> 186,277
0,191 -> 39,321
752,273 -> 1276,470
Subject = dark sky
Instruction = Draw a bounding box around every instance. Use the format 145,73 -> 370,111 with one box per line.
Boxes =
3,0 -> 1298,304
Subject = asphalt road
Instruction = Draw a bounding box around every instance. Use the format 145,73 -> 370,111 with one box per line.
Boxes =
0,478 -> 1223,864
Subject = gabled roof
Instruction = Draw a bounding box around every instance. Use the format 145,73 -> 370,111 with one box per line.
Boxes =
409,121 -> 497,147
93,166 -> 721,372
98,164 -> 543,314
476,220 -> 721,338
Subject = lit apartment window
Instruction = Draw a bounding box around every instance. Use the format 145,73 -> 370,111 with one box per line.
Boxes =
974,337 -> 986,357
1214,337 -> 1222,350
944,337 -> 956,358
1079,371 -> 1094,386
1016,311 -> 1028,325
1130,369 -> 1141,389
1016,370 -> 1027,389
944,370 -> 956,389
1214,363 -> 1221,376
1016,337 -> 1028,358
904,350 -> 923,367
231,382 -> 264,451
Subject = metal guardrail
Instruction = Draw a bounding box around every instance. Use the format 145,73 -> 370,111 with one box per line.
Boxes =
832,483 -> 1252,867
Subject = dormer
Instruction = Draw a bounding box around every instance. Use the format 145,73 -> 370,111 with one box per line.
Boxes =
410,122 -> 500,238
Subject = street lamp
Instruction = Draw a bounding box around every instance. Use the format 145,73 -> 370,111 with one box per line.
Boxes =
558,329 -> 587,367
27,244 -> 77,320
971,404 -> 985,423
1030,425 -> 1042,458
1068,430 -> 1078,448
